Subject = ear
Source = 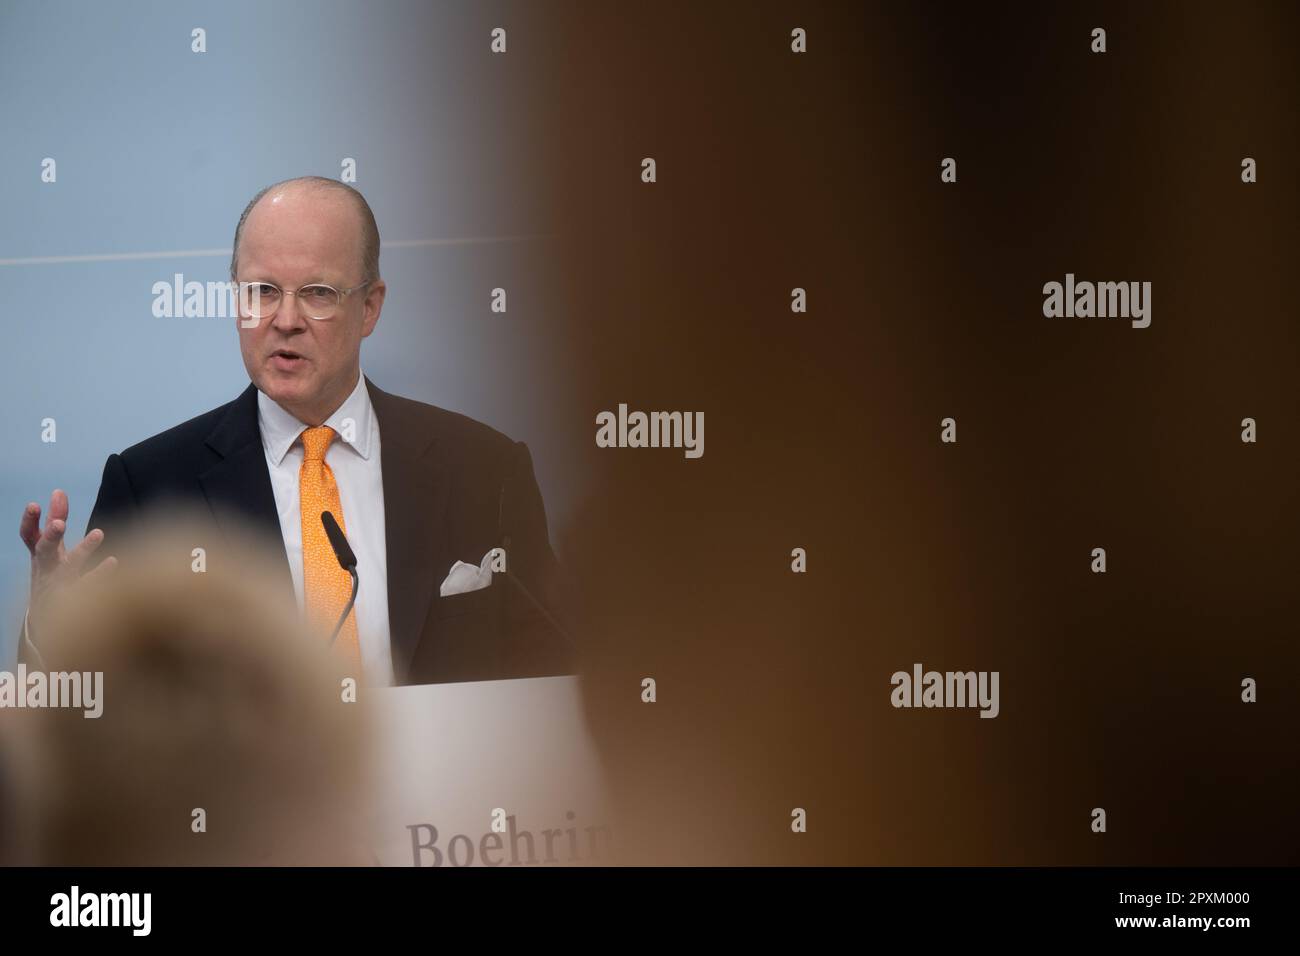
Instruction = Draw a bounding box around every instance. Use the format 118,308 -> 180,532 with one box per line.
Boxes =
360,279 -> 386,338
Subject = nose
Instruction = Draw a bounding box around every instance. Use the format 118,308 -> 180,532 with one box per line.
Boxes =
270,290 -> 308,333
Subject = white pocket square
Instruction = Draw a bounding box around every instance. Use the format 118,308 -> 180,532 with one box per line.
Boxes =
439,549 -> 495,597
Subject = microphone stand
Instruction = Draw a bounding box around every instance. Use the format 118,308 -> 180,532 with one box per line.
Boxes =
320,511 -> 359,648
329,568 -> 359,648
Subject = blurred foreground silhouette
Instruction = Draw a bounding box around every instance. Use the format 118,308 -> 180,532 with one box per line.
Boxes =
0,508 -> 372,865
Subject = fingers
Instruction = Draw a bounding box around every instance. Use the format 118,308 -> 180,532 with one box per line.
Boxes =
47,489 -> 69,526
32,517 -> 67,569
31,491 -> 73,568
64,528 -> 105,575
19,502 -> 41,552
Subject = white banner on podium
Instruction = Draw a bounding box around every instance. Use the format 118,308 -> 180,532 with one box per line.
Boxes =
368,675 -> 614,866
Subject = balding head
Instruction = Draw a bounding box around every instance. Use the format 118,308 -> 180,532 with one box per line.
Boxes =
230,176 -> 380,283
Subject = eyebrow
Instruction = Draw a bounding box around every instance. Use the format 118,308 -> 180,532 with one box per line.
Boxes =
240,274 -> 343,286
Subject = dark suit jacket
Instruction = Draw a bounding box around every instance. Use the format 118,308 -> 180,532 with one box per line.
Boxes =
59,376 -> 574,685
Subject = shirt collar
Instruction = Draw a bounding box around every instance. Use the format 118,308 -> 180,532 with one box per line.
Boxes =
257,371 -> 375,466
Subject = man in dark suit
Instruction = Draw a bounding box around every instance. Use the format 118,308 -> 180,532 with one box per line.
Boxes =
18,176 -> 573,686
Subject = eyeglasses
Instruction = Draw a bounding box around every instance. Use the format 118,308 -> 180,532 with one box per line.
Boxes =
237,279 -> 371,322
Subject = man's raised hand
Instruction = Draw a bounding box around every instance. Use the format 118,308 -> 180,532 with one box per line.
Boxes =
19,488 -> 116,640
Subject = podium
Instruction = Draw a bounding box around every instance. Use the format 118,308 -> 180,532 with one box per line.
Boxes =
368,675 -> 614,866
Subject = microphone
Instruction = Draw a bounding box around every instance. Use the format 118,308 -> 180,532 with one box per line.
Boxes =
321,511 -> 359,647
322,510 -> 357,571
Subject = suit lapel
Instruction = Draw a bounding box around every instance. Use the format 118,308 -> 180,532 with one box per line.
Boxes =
198,382 -> 295,596
367,377 -> 448,682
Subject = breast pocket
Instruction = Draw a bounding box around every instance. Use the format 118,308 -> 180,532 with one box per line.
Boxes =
424,581 -> 504,683
433,581 -> 497,619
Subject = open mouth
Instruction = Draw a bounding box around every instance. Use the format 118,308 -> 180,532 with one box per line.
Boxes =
270,350 -> 306,368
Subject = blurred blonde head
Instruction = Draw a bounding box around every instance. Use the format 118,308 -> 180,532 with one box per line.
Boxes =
0,506 -> 372,865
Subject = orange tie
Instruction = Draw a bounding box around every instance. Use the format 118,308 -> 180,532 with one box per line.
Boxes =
299,425 -> 362,677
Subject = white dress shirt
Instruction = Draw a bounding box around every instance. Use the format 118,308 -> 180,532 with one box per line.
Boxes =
257,371 -> 394,686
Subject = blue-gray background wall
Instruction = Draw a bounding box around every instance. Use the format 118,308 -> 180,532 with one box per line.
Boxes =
0,0 -> 588,664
